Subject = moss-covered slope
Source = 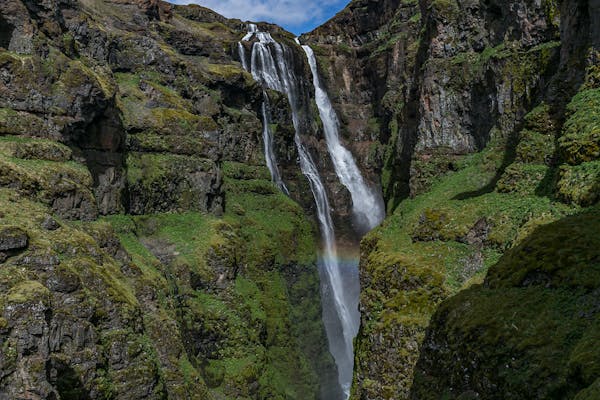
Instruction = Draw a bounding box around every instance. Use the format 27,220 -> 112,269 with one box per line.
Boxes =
336,0 -> 600,397
0,143 -> 335,398
411,207 -> 600,399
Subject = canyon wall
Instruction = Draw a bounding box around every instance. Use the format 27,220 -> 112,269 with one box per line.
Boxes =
0,0 -> 598,399
306,0 -> 599,398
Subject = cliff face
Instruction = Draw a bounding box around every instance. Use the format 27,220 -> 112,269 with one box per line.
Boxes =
305,0 -> 599,399
303,0 -> 422,207
0,1 -> 339,399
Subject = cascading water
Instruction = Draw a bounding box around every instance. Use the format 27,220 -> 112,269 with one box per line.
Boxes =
301,45 -> 385,232
238,26 -> 288,194
298,40 -> 385,398
240,25 -> 384,399
260,93 -> 289,194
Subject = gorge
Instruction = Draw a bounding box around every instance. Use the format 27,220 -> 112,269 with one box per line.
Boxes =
0,0 -> 599,399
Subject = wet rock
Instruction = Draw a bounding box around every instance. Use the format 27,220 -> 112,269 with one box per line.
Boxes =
0,227 -> 28,251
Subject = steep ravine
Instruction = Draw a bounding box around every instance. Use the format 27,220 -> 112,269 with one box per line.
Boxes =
0,0 -> 599,399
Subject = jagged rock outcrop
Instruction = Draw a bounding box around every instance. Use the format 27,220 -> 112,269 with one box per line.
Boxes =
0,1 -> 337,399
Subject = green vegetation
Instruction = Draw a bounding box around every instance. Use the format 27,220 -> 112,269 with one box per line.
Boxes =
222,161 -> 316,267
556,161 -> 600,206
0,1 -> 333,398
558,88 -> 600,165
411,208 -> 600,399
430,0 -> 459,19
353,73 -> 600,395
98,160 -> 325,399
0,137 -> 96,219
0,108 -> 48,136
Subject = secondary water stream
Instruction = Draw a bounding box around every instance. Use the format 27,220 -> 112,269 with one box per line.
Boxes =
239,25 -> 384,399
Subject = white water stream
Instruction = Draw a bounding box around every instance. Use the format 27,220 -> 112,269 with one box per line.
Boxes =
240,25 -> 384,399
301,45 -> 385,232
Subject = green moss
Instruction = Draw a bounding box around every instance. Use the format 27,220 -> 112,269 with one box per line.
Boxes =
355,129 -> 585,398
149,108 -> 203,132
115,71 -> 216,136
411,209 -> 600,399
486,208 -> 600,289
0,108 -> 48,136
515,129 -> 555,164
0,151 -> 95,213
101,190 -> 323,396
223,161 -> 316,266
496,163 -> 549,195
409,149 -> 462,196
7,280 -> 50,304
126,152 -> 214,188
524,103 -> 555,133
0,136 -> 72,161
542,0 -> 561,28
205,63 -> 251,85
556,161 -> 600,206
128,132 -> 206,155
431,0 -> 459,19
558,88 -> 600,165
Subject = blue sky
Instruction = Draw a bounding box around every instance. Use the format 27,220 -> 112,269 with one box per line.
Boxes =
166,0 -> 351,35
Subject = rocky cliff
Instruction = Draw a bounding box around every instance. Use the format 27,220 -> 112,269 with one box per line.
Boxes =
0,1 -> 340,399
305,0 -> 599,399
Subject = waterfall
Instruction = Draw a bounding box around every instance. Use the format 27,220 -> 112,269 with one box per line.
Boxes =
298,41 -> 385,399
240,25 -> 381,399
238,27 -> 288,194
301,44 -> 385,232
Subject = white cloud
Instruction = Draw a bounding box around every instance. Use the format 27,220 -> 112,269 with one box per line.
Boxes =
167,0 -> 345,28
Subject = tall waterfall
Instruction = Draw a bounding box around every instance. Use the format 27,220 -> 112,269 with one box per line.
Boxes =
298,41 -> 385,398
240,25 -> 383,399
301,45 -> 385,232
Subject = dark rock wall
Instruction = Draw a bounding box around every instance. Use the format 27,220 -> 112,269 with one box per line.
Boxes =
0,0 -> 305,217
304,0 -> 422,209
0,1 -> 337,399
